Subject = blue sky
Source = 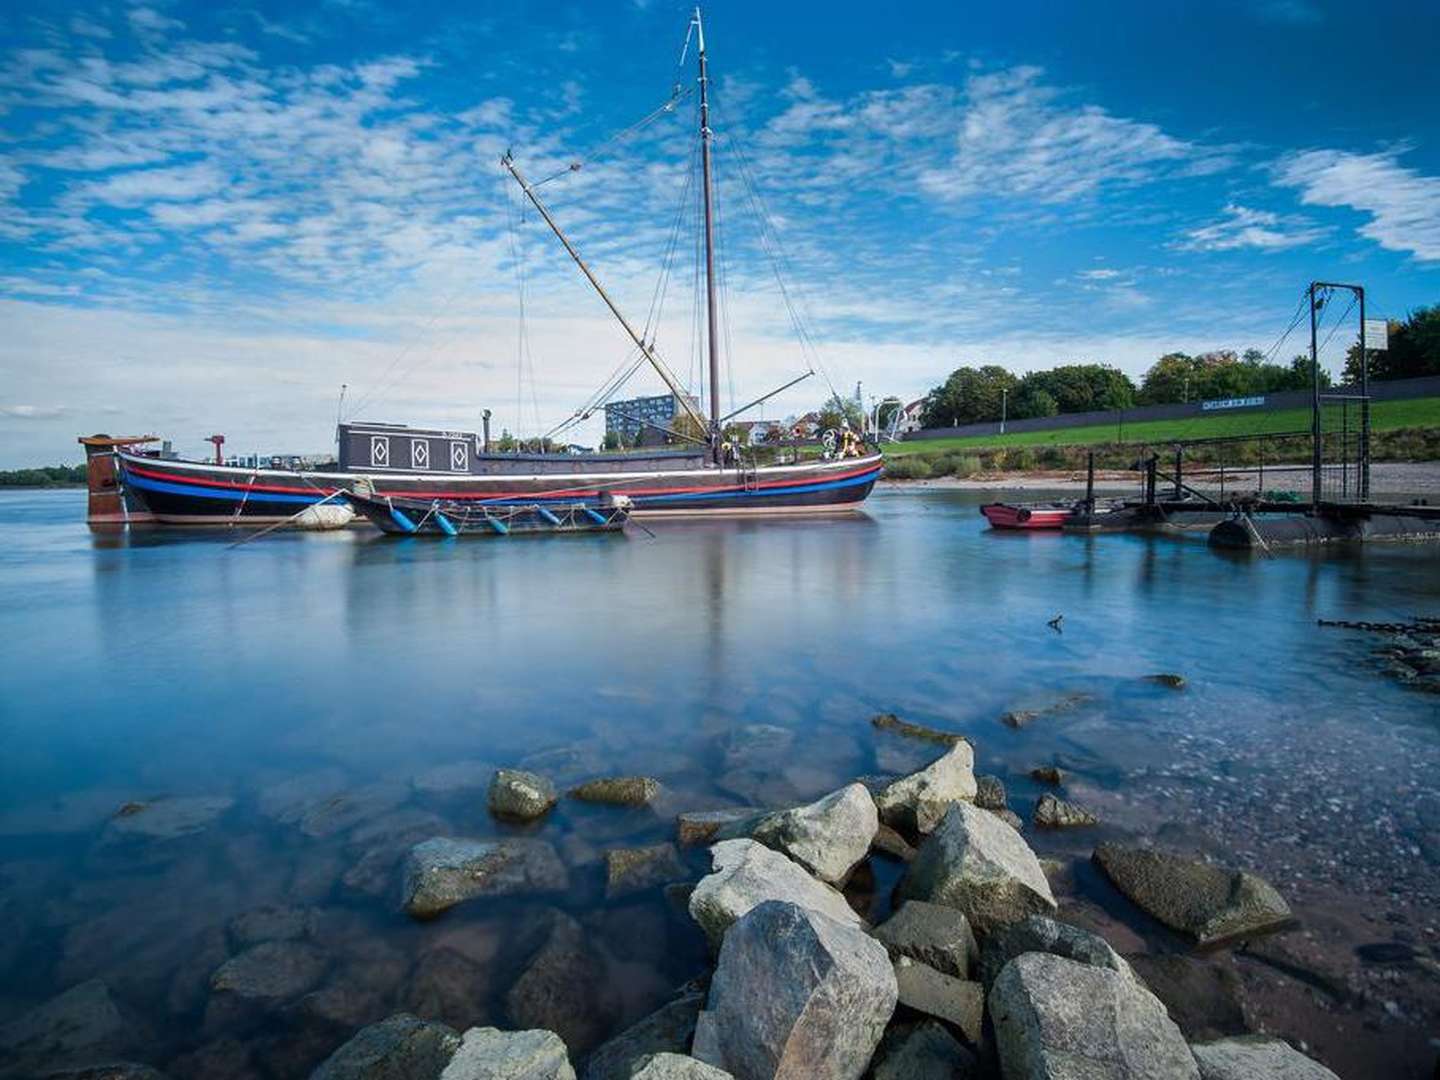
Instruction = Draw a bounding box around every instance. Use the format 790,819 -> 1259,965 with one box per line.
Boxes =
1,0 -> 1438,465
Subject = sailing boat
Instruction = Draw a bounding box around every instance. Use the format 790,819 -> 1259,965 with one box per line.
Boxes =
95,9 -> 883,526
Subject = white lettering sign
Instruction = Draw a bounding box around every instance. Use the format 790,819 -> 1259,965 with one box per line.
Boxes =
1201,395 -> 1266,412
1363,319 -> 1388,350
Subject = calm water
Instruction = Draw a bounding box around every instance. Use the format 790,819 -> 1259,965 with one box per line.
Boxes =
1,487 -> 1438,1076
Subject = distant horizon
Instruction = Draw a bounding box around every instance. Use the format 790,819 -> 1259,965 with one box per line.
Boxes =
2,0 -> 1438,467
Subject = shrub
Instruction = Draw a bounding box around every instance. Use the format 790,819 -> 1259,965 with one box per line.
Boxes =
883,455 -> 933,480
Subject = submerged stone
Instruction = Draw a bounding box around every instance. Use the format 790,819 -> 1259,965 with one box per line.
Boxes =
581,985 -> 705,1080
605,843 -> 688,898
210,941 -> 329,1002
870,713 -> 970,746
1033,793 -> 1098,828
1093,843 -> 1293,947
1144,673 -> 1188,690
102,796 -> 234,841
505,913 -> 610,1057
570,777 -> 662,807
0,979 -> 133,1073
676,809 -> 762,847
309,1013 -> 461,1079
402,837 -> 568,919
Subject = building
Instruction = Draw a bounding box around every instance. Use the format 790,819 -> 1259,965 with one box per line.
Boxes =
896,399 -> 926,434
604,393 -> 700,444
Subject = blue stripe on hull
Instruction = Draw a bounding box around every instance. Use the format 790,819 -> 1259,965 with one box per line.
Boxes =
124,470 -> 322,504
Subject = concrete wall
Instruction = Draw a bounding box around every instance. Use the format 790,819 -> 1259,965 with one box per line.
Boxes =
903,374 -> 1440,443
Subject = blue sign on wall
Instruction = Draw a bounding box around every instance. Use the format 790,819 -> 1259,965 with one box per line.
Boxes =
1201,395 -> 1266,411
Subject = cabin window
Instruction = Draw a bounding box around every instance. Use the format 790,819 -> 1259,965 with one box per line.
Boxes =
411,438 -> 430,470
370,436 -> 390,467
450,440 -> 468,471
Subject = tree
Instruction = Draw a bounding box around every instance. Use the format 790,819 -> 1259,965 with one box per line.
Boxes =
920,365 -> 1019,427
495,429 -> 517,452
817,393 -> 864,432
1343,304 -> 1440,383
601,431 -> 621,451
1010,385 -> 1058,420
670,411 -> 707,445
1015,363 -> 1135,415
1136,353 -> 1195,405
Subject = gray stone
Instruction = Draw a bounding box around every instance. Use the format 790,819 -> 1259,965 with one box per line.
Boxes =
629,1055 -> 731,1080
991,953 -> 1198,1080
999,693 -> 1092,730
974,775 -> 1007,811
211,941 -> 328,1002
978,915 -> 1132,991
605,844 -> 687,899
676,810 -> 762,847
1093,844 -> 1293,947
489,771 -> 558,822
1030,766 -> 1064,786
896,802 -> 1056,935
37,1066 -> 171,1080
893,957 -> 984,1043
102,796 -> 234,841
870,713 -> 970,747
570,778 -> 661,807
869,1021 -> 977,1080
870,900 -> 977,979
402,838 -> 568,919
505,914 -> 610,1057
693,900 -> 897,1080
874,744 -> 977,835
747,783 -> 878,885
687,839 -> 862,949
440,1027 -> 575,1080
872,823 -> 917,862
1033,794 -> 1097,829
1144,673 -> 1187,690
989,808 -> 1024,832
719,724 -> 794,770
0,979 -> 132,1073
309,1013 -> 461,1079
581,987 -> 705,1080
299,782 -> 410,839
1190,1036 -> 1339,1080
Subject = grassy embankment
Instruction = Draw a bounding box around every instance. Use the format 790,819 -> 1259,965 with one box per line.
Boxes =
882,397 -> 1440,479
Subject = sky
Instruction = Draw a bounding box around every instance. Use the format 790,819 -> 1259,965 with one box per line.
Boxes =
1,0 -> 1438,466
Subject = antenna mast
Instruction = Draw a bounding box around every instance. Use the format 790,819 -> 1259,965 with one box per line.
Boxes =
695,6 -> 722,461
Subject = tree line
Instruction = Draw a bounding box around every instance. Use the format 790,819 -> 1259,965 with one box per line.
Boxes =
917,304 -> 1440,428
0,465 -> 87,487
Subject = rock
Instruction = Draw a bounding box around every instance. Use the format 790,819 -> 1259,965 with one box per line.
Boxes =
1189,1035 -> 1338,1079
344,810 -> 455,898
440,1027 -> 575,1080
977,915 -> 1132,990
1092,844 -> 1293,947
299,782 -> 410,839
211,941 -> 329,1002
629,1055 -> 732,1079
505,914 -> 610,1057
102,796 -> 234,841
489,770 -> 558,822
693,900 -> 897,1080
1144,673 -> 1187,690
309,1013 -> 461,1079
875,744 -> 978,835
870,714 -> 969,746
581,986 -> 705,1080
37,1066 -> 171,1080
990,953 -> 1198,1080
226,906 -> 314,951
747,783 -> 878,885
896,802 -> 1056,935
606,844 -> 688,899
999,692 -> 1092,730
871,900 -> 977,978
402,837 -> 568,919
871,823 -> 917,862
720,724 -> 794,769
869,1021 -> 977,1080
687,839 -> 863,949
0,979 -> 133,1072
1125,954 -> 1249,1041
989,808 -> 1024,831
974,775 -> 1007,811
892,957 -> 984,1043
1029,766 -> 1064,786
676,810 -> 761,847
404,948 -> 493,1031
571,778 -> 661,807
1033,794 -> 1097,828
1000,710 -> 1039,729
413,761 -> 497,796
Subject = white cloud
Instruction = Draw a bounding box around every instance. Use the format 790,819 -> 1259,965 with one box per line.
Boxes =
1077,268 -> 1121,280
0,405 -> 67,420
1176,202 -> 1326,252
72,162 -> 227,205
128,7 -> 185,35
1272,149 -> 1440,262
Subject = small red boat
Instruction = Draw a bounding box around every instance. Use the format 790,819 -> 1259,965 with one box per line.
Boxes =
980,502 -> 1077,530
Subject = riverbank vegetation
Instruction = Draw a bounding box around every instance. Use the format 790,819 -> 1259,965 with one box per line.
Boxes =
0,464 -> 86,487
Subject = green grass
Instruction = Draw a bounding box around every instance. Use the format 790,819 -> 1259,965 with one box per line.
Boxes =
886,396 -> 1440,456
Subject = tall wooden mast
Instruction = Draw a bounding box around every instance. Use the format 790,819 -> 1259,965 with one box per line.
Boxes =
695,7 -> 721,460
